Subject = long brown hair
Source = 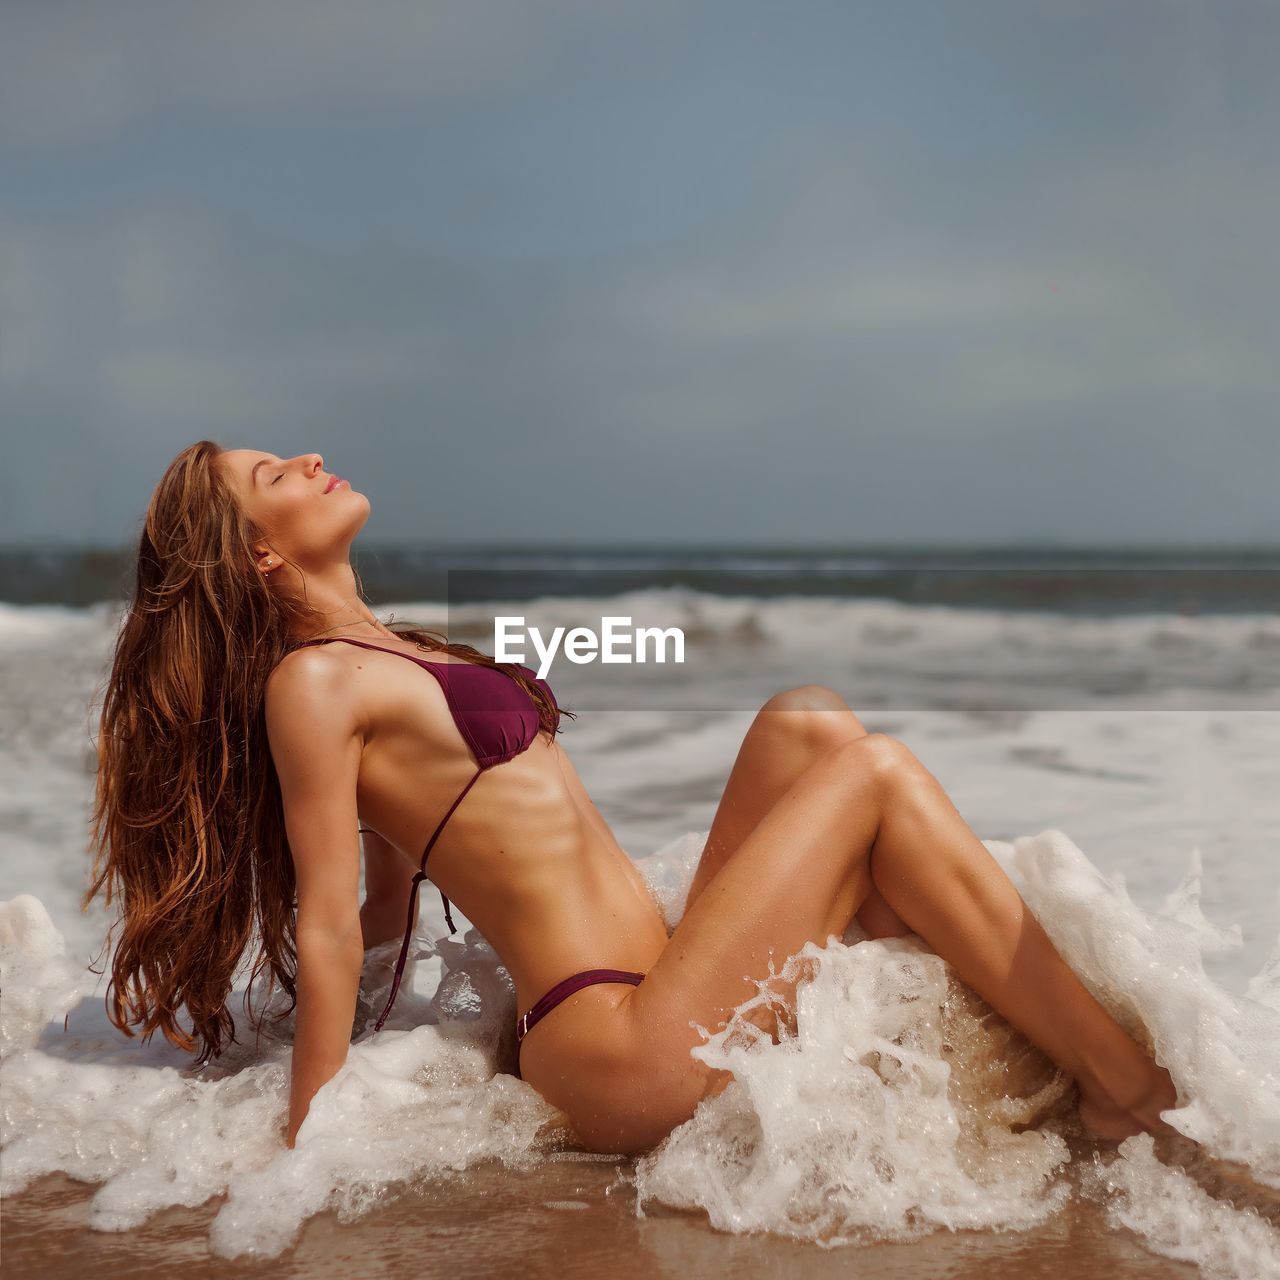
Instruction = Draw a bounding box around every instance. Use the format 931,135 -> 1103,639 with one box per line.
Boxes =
84,440 -> 569,1065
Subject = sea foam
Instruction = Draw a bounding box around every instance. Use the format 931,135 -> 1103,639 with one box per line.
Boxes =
3,829 -> 1279,1274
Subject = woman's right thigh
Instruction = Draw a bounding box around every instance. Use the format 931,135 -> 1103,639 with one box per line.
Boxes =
600,734 -> 902,1153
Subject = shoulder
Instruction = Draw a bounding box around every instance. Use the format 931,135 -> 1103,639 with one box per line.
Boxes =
267,643 -> 350,698
264,646 -> 362,745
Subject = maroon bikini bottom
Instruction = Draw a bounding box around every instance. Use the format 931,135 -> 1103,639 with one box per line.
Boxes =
514,967 -> 646,1080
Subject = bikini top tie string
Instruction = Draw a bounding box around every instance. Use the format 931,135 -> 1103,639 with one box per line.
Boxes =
372,870 -> 429,1035
368,767 -> 483,1033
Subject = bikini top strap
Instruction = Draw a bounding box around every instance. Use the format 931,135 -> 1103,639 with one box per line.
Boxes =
367,765 -> 483,1034
368,882 -> 460,1035
372,871 -> 427,1034
420,765 -> 486,872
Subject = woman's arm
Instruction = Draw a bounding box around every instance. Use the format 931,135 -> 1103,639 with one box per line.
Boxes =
358,826 -> 419,950
265,651 -> 366,1149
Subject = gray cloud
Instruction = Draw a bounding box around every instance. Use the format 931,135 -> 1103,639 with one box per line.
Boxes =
2,1 -> 1277,547
0,0 -> 692,147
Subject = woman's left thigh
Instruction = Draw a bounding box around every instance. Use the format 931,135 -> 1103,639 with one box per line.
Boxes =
686,685 -> 863,900
686,685 -> 911,941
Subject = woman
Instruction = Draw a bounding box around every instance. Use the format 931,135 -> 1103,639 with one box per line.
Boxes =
87,441 -> 1179,1156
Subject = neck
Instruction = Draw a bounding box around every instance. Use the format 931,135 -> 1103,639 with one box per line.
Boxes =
286,560 -> 395,642
301,619 -> 398,642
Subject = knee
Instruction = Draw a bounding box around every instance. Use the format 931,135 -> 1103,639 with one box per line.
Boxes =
758,684 -> 868,755
826,732 -> 921,787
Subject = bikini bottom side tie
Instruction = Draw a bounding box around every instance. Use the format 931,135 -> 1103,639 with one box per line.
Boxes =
513,967 -> 646,1081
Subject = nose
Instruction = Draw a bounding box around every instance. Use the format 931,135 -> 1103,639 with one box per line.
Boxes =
304,453 -> 323,475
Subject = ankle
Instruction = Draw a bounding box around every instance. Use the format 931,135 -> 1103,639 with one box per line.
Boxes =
1128,1063 -> 1178,1118
1088,1057 -> 1176,1119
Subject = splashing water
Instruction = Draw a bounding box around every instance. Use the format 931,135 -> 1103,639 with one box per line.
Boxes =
3,828 -> 1279,1274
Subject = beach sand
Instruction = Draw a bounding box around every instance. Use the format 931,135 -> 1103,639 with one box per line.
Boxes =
5,1157 -> 1200,1279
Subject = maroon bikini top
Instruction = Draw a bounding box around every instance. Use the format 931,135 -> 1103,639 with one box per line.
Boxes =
290,635 -> 561,1030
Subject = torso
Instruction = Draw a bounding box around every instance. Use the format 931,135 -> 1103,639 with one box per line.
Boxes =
281,635 -> 670,1065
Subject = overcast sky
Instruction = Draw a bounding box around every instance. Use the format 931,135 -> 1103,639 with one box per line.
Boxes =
2,1 -> 1276,549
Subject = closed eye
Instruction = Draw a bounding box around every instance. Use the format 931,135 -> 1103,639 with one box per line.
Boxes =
272,473 -> 284,485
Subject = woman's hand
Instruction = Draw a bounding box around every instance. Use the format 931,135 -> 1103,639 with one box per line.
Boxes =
286,924 -> 364,1148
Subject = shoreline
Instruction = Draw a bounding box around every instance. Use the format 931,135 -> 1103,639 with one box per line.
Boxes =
6,1161 -> 1200,1279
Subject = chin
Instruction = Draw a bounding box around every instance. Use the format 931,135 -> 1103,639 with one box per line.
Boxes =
348,494 -> 372,532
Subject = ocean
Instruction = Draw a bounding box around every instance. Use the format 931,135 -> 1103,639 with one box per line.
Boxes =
2,545 -> 1278,1278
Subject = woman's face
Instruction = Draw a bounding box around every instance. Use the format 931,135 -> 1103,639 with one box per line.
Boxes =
217,449 -> 371,575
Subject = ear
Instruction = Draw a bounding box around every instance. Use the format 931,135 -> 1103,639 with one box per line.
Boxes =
254,545 -> 280,575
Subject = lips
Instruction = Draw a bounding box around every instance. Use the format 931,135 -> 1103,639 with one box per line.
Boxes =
324,475 -> 347,494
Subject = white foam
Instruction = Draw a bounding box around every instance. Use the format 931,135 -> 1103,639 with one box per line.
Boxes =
1078,1135 -> 1280,1279
625,832 -> 1280,1271
0,893 -> 81,1056
629,933 -> 1075,1243
1000,832 -> 1280,1177
0,893 -> 571,1258
4,829 -> 1278,1270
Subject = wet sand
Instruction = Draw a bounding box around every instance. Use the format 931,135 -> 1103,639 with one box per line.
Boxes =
5,1158 -> 1199,1280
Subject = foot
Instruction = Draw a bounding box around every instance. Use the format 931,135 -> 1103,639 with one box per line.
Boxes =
1126,1065 -> 1181,1139
1077,1066 -> 1180,1143
1077,1088 -> 1145,1141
